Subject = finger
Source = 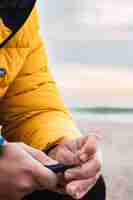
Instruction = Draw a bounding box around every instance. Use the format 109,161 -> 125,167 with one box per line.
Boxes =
65,136 -> 87,152
20,143 -> 58,166
52,145 -> 78,166
75,136 -> 89,150
53,174 -> 67,194
63,137 -> 89,165
20,143 -> 58,190
65,156 -> 101,181
66,177 -> 97,199
78,135 -> 98,162
31,157 -> 58,190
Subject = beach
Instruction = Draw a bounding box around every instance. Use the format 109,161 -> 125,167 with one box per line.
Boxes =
73,113 -> 133,200
49,64 -> 133,200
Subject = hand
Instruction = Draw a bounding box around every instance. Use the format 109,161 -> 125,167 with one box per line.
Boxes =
0,142 -> 58,200
49,134 -> 102,199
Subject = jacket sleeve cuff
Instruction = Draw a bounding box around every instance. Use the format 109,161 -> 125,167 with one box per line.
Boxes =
43,136 -> 65,155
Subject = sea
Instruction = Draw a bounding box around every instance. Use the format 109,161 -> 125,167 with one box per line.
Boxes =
72,107 -> 133,123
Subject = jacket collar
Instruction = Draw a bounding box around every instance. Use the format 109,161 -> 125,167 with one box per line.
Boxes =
0,0 -> 36,48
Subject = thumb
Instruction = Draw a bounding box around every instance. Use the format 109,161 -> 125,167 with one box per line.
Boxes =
20,143 -> 58,190
20,142 -> 58,165
32,158 -> 58,190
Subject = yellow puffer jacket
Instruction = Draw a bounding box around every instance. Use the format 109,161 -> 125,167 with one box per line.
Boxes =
0,6 -> 81,150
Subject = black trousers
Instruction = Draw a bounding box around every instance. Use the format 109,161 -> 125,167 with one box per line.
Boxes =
24,176 -> 106,200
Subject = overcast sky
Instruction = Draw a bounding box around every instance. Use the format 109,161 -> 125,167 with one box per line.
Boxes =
36,1 -> 133,108
37,1 -> 133,66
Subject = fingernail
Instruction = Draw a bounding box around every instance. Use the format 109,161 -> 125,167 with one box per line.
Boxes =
75,192 -> 81,199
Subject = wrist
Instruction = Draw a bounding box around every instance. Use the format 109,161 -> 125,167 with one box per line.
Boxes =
43,143 -> 58,155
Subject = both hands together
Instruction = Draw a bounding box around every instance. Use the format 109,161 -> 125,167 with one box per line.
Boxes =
0,134 -> 102,200
49,134 -> 102,199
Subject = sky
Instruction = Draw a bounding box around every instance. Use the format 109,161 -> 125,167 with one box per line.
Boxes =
37,0 -> 133,66
37,1 -> 133,108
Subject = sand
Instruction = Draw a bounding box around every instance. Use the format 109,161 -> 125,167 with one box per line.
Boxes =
73,116 -> 133,200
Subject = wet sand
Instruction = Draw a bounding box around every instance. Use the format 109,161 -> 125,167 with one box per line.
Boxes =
73,116 -> 133,200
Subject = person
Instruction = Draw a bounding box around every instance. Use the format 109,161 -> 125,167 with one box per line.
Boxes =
0,1 -> 103,200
